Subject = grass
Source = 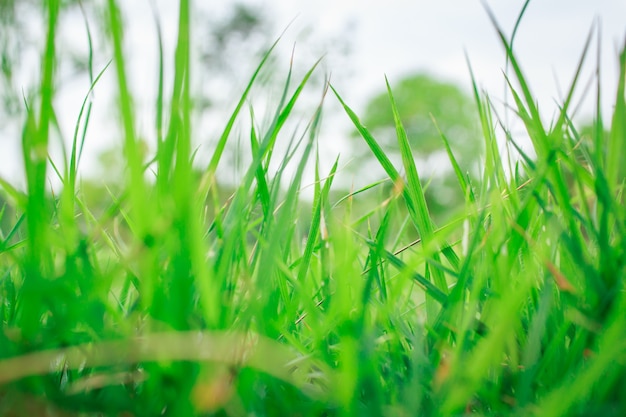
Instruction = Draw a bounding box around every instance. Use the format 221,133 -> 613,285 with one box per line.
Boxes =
0,1 -> 625,416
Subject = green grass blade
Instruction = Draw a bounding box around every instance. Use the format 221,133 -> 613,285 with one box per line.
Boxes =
364,240 -> 447,306
431,115 -> 473,203
607,40 -> 626,192
106,0 -> 149,234
297,154 -> 339,283
384,77 -> 448,301
331,85 -> 401,181
206,37 -> 283,177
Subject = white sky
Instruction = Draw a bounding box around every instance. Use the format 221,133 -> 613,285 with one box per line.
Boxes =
1,0 -> 624,187
269,0 -> 625,114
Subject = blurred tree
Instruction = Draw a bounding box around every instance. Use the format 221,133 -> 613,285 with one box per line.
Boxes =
359,73 -> 480,166
0,0 -> 98,125
200,3 -> 271,72
0,1 -> 351,191
0,0 -> 39,120
351,73 -> 482,219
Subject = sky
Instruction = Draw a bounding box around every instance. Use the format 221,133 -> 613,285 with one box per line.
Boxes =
0,0 -> 625,187
269,0 -> 625,115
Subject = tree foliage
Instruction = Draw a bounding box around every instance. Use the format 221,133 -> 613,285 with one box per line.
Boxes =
348,73 -> 482,220
359,73 -> 480,167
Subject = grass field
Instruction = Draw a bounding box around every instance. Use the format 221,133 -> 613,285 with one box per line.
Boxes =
0,1 -> 625,416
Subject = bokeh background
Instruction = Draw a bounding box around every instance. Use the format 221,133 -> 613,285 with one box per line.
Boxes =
1,0 -> 624,201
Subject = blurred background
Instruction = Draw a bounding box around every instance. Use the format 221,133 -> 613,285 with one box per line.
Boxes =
0,0 -> 624,217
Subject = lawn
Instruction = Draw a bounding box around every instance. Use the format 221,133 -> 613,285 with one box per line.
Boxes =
0,1 -> 625,416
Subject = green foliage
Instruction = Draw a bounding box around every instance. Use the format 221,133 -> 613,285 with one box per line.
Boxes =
359,73 -> 480,164
0,1 -> 625,416
350,73 -> 482,222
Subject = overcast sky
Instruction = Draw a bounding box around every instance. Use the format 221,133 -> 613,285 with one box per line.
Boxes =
270,0 -> 625,114
1,0 -> 624,186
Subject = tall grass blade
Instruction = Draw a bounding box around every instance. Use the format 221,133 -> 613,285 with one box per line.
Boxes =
607,40 -> 626,193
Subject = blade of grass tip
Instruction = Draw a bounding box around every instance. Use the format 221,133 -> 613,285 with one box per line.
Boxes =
273,43 -> 298,126
47,157 -> 63,186
430,115 -> 473,204
561,67 -> 597,121
37,0 -> 59,165
503,73 -> 579,233
249,105 -> 260,155
487,96 -> 531,202
591,32 -> 626,291
509,0 -> 531,56
332,178 -> 389,208
224,57 -> 323,229
384,76 -> 447,294
551,24 -> 595,137
250,88 -> 324,338
502,72 -> 547,156
294,147 -> 324,277
205,35 -> 284,177
70,61 -> 112,192
297,154 -> 339,283
249,106 -> 271,218
505,125 -> 536,170
607,38 -> 626,191
299,156 -> 337,321
0,178 -> 27,210
170,0 -> 192,192
483,2 -> 554,177
361,198 -> 397,305
507,76 -> 588,255
150,0 -> 165,145
237,116 -> 302,265
149,0 -> 169,198
268,81 -> 327,275
483,0 -> 539,120
0,213 -> 25,254
334,82 -> 456,309
259,56 -> 323,159
253,45 -> 299,172
217,60 -> 325,329
274,130 -> 307,185
331,85 -> 401,182
465,54 -> 508,195
298,150 -> 339,282
592,24 -> 605,169
503,0 -> 531,125
75,2 -> 96,164
48,91 -> 69,179
561,117 -> 597,228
